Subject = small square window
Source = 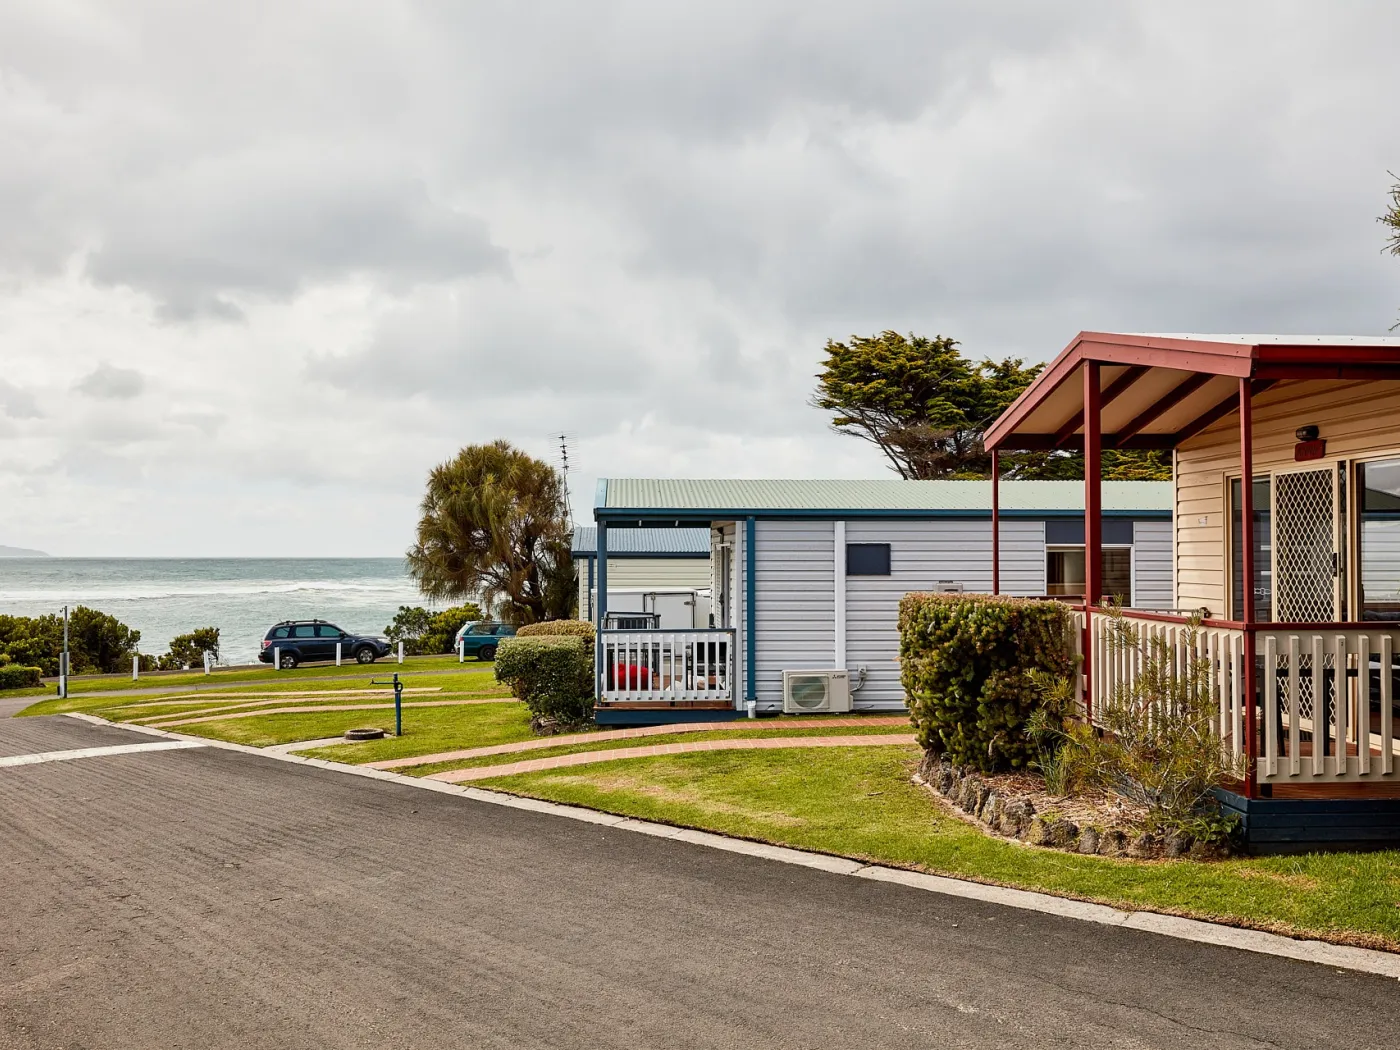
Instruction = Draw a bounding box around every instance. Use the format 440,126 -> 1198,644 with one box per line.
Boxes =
847,543 -> 891,576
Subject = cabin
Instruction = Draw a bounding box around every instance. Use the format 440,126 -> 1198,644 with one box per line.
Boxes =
590,477 -> 1171,724
984,332 -> 1400,849
571,526 -> 712,627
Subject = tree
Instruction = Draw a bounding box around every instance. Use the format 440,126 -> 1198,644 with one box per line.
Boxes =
813,330 -> 1170,481
407,441 -> 575,625
385,603 -> 483,655
158,627 -> 220,670
1383,172 -> 1400,328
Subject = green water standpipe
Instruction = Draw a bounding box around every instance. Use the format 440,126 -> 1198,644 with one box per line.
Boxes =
372,672 -> 404,736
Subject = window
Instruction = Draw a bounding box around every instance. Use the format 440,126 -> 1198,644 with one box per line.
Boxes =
1230,477 -> 1274,622
846,543 -> 891,576
1359,458 -> 1400,620
1046,547 -> 1132,605
270,626 -> 291,640
495,625 -> 516,636
466,623 -> 495,635
316,624 -> 344,637
293,624 -> 317,638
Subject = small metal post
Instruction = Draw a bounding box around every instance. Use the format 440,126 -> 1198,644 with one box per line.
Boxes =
203,651 -> 212,675
395,673 -> 403,736
133,654 -> 139,681
60,605 -> 69,699
336,641 -> 342,666
274,646 -> 281,670
397,641 -> 404,664
458,638 -> 465,663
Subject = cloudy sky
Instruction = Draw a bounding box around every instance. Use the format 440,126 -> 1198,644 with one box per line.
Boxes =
2,2 -> 1397,556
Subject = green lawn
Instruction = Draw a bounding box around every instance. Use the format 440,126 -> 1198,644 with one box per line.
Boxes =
478,745 -> 1400,951
396,723 -> 913,777
7,652 -> 492,702
173,700 -> 533,750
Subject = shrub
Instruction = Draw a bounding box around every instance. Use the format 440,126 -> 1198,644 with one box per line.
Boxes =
158,627 -> 220,670
493,635 -> 594,727
0,664 -> 43,690
0,607 -> 140,675
899,593 -> 1074,772
386,603 -> 483,655
515,619 -> 596,640
1032,608 -> 1244,837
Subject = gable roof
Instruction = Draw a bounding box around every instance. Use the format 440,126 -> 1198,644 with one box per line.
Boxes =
596,478 -> 1171,521
984,332 -> 1400,452
571,526 -> 711,557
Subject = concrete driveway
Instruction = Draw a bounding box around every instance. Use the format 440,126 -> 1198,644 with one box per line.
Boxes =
1,711 -> 1396,1049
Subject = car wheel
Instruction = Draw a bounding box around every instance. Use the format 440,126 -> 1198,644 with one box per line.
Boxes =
479,645 -> 496,661
279,651 -> 299,669
355,646 -> 376,664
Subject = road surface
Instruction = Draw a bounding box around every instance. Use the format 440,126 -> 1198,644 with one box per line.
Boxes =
1,709 -> 1395,1048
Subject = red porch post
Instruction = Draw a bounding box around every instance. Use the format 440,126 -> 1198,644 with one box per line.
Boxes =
1083,362 -> 1102,719
1238,378 -> 1259,798
991,449 -> 1001,595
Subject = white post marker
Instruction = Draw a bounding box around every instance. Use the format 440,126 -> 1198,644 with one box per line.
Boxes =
273,646 -> 281,671
336,642 -> 342,666
458,638 -> 465,663
132,654 -> 140,681
397,640 -> 404,664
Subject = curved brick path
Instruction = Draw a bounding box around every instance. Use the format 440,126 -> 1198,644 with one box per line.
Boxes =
368,715 -> 911,770
427,732 -> 917,782
144,696 -> 519,729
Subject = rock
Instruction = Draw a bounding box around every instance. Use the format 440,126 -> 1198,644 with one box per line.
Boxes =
1165,832 -> 1194,858
958,776 -> 989,816
1000,799 -> 1035,838
1128,832 -> 1158,858
1099,829 -> 1129,855
1046,818 -> 1079,849
1188,838 -> 1229,861
979,792 -> 1001,828
1078,826 -> 1101,855
935,764 -> 956,796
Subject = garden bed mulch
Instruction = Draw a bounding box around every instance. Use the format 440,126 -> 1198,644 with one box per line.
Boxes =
913,754 -> 1229,860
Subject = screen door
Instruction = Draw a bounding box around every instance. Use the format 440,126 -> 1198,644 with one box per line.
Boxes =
1272,467 -> 1339,622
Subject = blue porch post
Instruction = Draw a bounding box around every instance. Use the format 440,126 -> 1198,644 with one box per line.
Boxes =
595,521 -> 608,699
745,516 -> 756,704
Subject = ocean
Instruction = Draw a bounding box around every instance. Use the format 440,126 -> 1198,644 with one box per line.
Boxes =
0,558 -> 431,665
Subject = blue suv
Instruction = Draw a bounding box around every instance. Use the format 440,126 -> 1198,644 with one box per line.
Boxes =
453,621 -> 516,661
259,620 -> 391,668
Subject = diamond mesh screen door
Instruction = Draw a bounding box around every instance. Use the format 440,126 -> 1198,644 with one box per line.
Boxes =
1273,468 -> 1338,622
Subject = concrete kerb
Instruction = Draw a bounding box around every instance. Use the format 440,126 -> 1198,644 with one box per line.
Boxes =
63,712 -> 1400,981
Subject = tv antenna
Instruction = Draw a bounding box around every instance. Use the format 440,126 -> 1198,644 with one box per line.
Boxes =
550,431 -> 576,526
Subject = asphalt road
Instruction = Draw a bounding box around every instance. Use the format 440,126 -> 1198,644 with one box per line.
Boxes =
2,713 -> 1397,1049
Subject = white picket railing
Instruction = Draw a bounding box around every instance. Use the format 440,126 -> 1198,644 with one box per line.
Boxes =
599,629 -> 735,704
1255,629 -> 1399,782
1084,611 -> 1400,783
1088,611 -> 1247,760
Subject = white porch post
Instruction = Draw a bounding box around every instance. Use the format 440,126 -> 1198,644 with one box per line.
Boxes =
834,520 -> 847,669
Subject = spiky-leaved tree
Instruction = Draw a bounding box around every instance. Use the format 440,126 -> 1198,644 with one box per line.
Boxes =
407,441 -> 574,625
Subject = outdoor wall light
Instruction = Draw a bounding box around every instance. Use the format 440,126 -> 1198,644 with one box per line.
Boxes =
1295,424 -> 1320,442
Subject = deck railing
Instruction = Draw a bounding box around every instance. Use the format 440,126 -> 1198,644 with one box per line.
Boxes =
598,629 -> 735,704
1084,610 -> 1400,785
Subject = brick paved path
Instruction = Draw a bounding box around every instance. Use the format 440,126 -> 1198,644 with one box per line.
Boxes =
427,732 -> 917,783
369,715 -> 911,770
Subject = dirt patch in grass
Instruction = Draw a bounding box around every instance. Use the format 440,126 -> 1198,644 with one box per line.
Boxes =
542,772 -> 808,827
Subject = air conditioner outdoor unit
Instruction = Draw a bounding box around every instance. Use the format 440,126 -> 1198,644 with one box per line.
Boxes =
782,669 -> 852,714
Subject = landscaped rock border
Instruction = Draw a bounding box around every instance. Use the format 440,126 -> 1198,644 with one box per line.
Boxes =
913,754 -> 1229,860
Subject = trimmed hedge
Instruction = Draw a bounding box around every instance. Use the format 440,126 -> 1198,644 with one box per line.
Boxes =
494,635 -> 594,726
0,664 -> 43,691
516,619 -> 596,640
899,593 -> 1074,772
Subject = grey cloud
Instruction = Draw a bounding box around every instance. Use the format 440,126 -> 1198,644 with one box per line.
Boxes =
0,379 -> 42,418
75,363 -> 145,400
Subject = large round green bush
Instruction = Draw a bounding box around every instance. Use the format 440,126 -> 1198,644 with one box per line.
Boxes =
900,593 -> 1074,772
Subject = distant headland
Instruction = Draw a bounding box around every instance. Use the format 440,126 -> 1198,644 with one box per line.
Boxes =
0,546 -> 49,557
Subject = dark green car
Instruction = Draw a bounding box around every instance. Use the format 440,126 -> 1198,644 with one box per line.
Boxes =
453,621 -> 516,660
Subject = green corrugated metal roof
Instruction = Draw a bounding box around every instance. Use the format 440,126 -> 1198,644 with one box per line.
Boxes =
599,478 -> 1171,513
572,527 -> 710,556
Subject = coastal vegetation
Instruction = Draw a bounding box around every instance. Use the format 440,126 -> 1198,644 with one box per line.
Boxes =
406,441 -> 575,625
384,603 -> 483,654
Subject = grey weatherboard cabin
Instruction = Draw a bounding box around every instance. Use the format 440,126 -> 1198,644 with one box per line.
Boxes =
591,478 -> 1173,725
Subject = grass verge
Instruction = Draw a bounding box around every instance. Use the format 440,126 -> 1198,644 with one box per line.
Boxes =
478,745 -> 1400,951
173,700 -> 533,750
